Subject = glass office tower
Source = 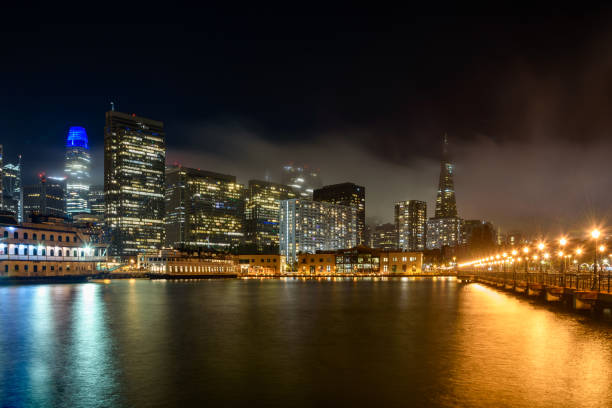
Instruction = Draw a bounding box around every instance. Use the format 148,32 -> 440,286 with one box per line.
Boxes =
104,111 -> 166,257
65,126 -> 91,215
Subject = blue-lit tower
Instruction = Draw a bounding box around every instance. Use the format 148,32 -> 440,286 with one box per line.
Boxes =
65,126 -> 91,215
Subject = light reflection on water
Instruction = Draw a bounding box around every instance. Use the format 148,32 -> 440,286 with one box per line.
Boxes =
0,279 -> 610,407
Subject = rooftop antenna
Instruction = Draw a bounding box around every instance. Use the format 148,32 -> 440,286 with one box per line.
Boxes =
110,101 -> 115,112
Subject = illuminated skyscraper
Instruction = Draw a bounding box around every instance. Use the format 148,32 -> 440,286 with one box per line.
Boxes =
427,135 -> 462,250
371,223 -> 398,251
165,166 -> 244,251
2,155 -> 22,222
426,217 -> 462,250
395,200 -> 427,251
245,180 -> 296,253
87,185 -> 105,223
313,182 -> 366,244
65,126 -> 91,215
281,164 -> 322,197
23,175 -> 66,219
435,134 -> 457,218
104,111 -> 166,257
279,198 -> 357,265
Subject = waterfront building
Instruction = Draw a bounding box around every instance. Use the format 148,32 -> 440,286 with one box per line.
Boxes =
279,198 -> 357,266
371,223 -> 398,250
138,249 -> 237,276
64,126 -> 91,215
297,246 -> 423,275
281,164 -> 322,197
165,166 -> 244,251
23,175 -> 66,219
313,182 -> 366,245
104,111 -> 166,257
2,156 -> 22,222
237,254 -> 286,275
0,213 -> 107,278
427,135 -> 462,250
395,200 -> 427,251
245,180 -> 296,253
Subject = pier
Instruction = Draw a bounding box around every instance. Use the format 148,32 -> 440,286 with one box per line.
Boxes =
458,270 -> 612,313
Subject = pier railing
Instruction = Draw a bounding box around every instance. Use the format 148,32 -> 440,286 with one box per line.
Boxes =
461,270 -> 612,293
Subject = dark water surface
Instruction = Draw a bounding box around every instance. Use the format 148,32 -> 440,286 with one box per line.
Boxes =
1,278 -> 611,407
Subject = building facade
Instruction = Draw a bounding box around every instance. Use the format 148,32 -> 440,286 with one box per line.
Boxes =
238,254 -> 286,275
23,175 -> 66,219
281,164 -> 322,197
2,156 -> 22,222
371,223 -> 398,251
87,185 -> 105,224
165,166 -> 244,251
279,198 -> 357,266
313,182 -> 366,245
297,246 -> 423,275
104,111 -> 166,257
139,249 -> 238,276
426,217 -> 463,250
0,215 -> 107,278
245,180 -> 296,253
65,126 -> 91,215
395,200 -> 427,251
463,220 -> 496,250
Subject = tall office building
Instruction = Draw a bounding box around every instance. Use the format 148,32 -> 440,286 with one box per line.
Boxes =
104,111 -> 166,257
65,126 -> 91,215
371,223 -> 398,251
395,200 -> 427,251
23,175 -> 66,219
463,220 -> 496,253
427,135 -> 462,250
165,166 -> 244,251
435,134 -> 457,218
87,185 -> 105,223
281,164 -> 322,197
426,218 -> 463,250
313,182 -> 366,245
279,198 -> 357,265
245,179 -> 296,253
2,156 -> 23,222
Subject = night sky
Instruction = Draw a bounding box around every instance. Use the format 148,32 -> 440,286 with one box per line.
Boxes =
2,8 -> 612,235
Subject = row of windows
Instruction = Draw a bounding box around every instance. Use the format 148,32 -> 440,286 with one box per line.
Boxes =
4,264 -> 93,273
0,247 -> 99,257
2,230 -> 77,243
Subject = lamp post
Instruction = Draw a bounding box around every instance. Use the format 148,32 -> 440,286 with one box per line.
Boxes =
559,238 -> 567,285
512,249 -> 518,283
591,230 -> 600,290
523,246 -> 529,275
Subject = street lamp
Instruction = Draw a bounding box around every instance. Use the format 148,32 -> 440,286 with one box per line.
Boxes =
523,246 -> 529,273
591,229 -> 601,290
537,243 -> 545,273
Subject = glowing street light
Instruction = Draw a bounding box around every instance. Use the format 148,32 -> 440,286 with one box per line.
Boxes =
591,229 -> 601,290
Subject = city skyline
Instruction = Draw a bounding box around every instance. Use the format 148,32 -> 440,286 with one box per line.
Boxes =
4,12 -> 612,234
